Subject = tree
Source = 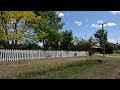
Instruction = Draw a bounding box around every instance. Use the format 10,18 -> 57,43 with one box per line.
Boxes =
94,29 -> 107,48
60,30 -> 74,50
8,11 -> 41,49
74,39 -> 90,51
34,11 -> 64,50
105,42 -> 113,54
74,36 -> 81,45
88,36 -> 98,46
0,11 -> 41,49
45,29 -> 62,50
118,44 -> 120,51
0,11 -> 11,48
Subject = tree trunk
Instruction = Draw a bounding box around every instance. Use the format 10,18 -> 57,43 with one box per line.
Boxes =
14,40 -> 17,49
13,22 -> 18,49
43,40 -> 46,50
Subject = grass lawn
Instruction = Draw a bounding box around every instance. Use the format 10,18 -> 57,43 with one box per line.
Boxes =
106,53 -> 120,56
0,56 -> 120,79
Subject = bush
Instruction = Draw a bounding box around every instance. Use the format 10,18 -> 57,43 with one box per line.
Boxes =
105,43 -> 113,54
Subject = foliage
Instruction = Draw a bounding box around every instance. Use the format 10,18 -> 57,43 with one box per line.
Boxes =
74,38 -> 91,51
0,11 -> 10,41
0,11 -> 41,49
94,29 -> 107,48
60,30 -> 74,50
34,11 -> 64,50
14,43 -> 42,50
88,36 -> 98,46
105,42 -> 114,54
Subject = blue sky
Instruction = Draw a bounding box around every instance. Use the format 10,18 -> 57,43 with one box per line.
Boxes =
57,11 -> 120,44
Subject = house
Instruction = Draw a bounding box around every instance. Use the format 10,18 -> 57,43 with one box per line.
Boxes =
91,46 -> 102,54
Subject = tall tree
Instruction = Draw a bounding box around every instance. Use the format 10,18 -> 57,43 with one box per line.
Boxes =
0,11 -> 41,49
94,29 -> 107,48
9,11 -> 41,48
0,11 -> 11,48
34,11 -> 64,50
74,38 -> 90,51
74,36 -> 80,45
60,30 -> 74,50
88,36 -> 98,46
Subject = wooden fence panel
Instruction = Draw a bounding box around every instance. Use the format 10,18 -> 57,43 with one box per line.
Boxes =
0,49 -> 89,63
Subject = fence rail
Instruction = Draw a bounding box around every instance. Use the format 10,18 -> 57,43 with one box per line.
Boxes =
0,49 -> 89,62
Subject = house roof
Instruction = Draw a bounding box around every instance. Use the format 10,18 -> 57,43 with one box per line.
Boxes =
91,46 -> 102,49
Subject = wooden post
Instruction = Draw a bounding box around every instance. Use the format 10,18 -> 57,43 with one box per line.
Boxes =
4,49 -> 7,62
16,50 -> 18,61
61,50 -> 63,57
38,50 -> 40,59
26,50 -> 28,59
7,49 -> 10,61
0,49 -> 2,62
14,49 -> 16,61
21,50 -> 23,60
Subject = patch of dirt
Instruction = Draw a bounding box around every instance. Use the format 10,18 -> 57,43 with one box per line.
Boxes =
115,72 -> 120,79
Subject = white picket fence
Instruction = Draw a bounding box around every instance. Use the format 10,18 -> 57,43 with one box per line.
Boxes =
0,49 -> 89,62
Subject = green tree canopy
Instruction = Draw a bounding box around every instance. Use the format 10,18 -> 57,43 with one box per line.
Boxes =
60,30 -> 74,50
94,29 -> 107,48
34,11 -> 64,50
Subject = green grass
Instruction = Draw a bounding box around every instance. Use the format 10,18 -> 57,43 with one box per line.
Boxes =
16,60 -> 103,79
39,60 -> 104,79
0,56 -> 120,79
106,53 -> 120,56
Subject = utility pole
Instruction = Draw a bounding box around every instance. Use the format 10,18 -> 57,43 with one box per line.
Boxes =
98,23 -> 107,56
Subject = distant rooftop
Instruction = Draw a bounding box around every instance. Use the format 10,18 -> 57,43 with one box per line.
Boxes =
91,46 -> 102,48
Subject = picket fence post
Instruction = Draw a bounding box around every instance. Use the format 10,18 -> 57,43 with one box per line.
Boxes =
0,49 -> 89,63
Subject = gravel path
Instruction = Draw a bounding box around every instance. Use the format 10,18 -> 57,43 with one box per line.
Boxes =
105,56 -> 120,79
94,54 -> 120,79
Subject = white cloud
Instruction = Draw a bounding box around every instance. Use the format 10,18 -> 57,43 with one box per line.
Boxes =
106,23 -> 117,26
108,38 -> 120,44
108,39 -> 117,44
59,13 -> 64,17
109,11 -> 120,15
91,20 -> 117,28
56,12 -> 64,17
74,21 -> 82,26
91,20 -> 104,28
91,24 -> 102,28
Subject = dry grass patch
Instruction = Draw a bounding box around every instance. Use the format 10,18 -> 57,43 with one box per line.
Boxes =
0,56 -> 97,78
1,56 -> 119,79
